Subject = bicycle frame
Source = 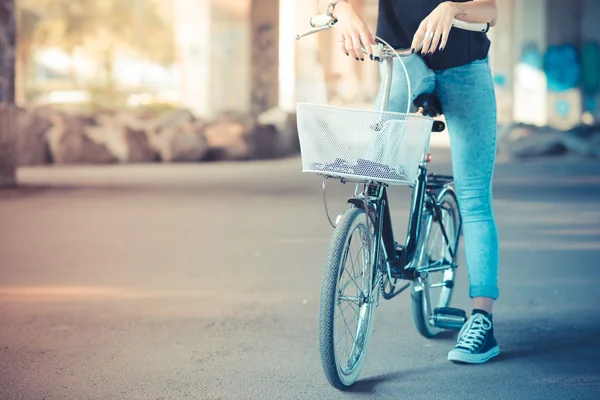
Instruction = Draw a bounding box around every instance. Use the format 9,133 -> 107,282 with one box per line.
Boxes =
298,20 -> 466,301
349,167 -> 460,301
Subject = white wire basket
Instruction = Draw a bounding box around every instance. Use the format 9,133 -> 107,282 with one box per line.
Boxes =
296,103 -> 434,185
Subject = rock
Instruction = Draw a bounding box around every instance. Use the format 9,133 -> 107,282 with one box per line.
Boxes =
507,131 -> 567,158
125,126 -> 158,163
152,108 -> 195,132
86,114 -> 158,163
203,115 -> 253,161
85,115 -> 128,162
498,122 -> 536,154
500,121 -> 600,159
562,130 -> 600,158
251,123 -> 278,159
143,108 -> 208,162
565,123 -> 600,138
147,118 -> 207,162
499,123 -> 570,158
256,107 -> 300,157
46,114 -> 117,164
14,108 -> 52,166
561,133 -> 600,157
589,132 -> 600,147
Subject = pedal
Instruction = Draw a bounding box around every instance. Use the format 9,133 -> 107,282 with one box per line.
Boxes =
432,307 -> 467,331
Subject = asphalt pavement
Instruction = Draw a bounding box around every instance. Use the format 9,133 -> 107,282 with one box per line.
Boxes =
1,148 -> 600,399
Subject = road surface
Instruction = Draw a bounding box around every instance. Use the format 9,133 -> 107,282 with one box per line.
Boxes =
1,148 -> 600,399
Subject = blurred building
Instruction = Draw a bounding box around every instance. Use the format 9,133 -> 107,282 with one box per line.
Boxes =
174,0 -> 599,129
488,0 -> 600,129
12,0 -> 600,129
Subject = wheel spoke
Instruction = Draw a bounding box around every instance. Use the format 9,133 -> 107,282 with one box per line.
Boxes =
340,311 -> 355,351
338,295 -> 361,303
336,305 -> 351,358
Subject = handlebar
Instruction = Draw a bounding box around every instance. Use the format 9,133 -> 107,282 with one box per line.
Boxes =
310,14 -> 336,28
306,13 -> 489,32
452,19 -> 490,33
296,14 -> 490,58
296,14 -> 492,114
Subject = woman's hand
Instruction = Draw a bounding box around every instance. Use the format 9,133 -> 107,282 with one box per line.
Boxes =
332,1 -> 377,61
411,1 -> 459,55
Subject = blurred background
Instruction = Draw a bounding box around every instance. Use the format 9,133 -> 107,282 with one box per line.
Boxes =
1,1 -> 600,399
0,0 -> 599,184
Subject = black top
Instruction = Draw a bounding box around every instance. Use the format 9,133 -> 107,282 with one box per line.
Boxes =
376,0 -> 491,70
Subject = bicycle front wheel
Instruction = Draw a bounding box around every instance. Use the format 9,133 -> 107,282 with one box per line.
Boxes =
319,207 -> 377,390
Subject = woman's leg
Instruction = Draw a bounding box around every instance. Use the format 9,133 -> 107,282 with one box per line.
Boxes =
435,57 -> 500,364
434,58 -> 499,306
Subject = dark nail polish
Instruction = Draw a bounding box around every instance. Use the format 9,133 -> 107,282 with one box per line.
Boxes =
369,54 -> 373,60
361,58 -> 364,61
355,57 -> 359,61
345,53 -> 349,56
411,48 -> 415,54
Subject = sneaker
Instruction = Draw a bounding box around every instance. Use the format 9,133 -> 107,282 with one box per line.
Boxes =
447,310 -> 500,364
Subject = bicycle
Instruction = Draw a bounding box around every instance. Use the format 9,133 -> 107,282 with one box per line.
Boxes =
295,14 -> 491,390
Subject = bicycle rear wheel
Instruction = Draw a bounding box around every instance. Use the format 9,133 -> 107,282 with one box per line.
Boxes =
410,187 -> 461,338
319,207 -> 377,390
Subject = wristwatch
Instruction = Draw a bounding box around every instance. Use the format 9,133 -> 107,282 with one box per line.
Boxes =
326,0 -> 346,18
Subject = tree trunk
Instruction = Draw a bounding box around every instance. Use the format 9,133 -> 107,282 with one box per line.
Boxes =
0,0 -> 17,187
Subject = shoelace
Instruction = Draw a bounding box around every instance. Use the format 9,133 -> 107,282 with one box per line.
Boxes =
456,314 -> 492,351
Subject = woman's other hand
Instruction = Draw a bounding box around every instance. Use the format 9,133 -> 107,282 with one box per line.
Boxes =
411,2 -> 458,55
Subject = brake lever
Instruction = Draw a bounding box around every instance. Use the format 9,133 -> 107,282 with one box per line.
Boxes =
296,16 -> 337,40
296,25 -> 332,40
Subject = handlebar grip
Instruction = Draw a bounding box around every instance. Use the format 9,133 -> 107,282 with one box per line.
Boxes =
310,14 -> 335,28
452,19 -> 490,33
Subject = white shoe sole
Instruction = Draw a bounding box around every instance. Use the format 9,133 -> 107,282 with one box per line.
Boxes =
448,345 -> 500,364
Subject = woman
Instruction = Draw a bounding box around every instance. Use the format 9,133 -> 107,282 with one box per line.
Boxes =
317,0 -> 500,365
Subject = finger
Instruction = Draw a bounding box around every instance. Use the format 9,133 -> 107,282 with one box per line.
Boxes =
359,30 -> 374,59
430,27 -> 443,54
420,32 -> 431,55
338,35 -> 349,56
350,31 -> 364,60
439,27 -> 451,51
411,23 -> 426,52
367,29 -> 377,46
421,23 -> 436,54
344,35 -> 355,58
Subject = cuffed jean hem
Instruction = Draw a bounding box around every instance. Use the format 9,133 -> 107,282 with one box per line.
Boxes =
470,286 -> 499,300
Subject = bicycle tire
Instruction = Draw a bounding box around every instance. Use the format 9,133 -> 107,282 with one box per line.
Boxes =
319,207 -> 377,390
410,187 -> 461,338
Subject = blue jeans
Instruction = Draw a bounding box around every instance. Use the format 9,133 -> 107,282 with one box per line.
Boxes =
374,55 -> 500,300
